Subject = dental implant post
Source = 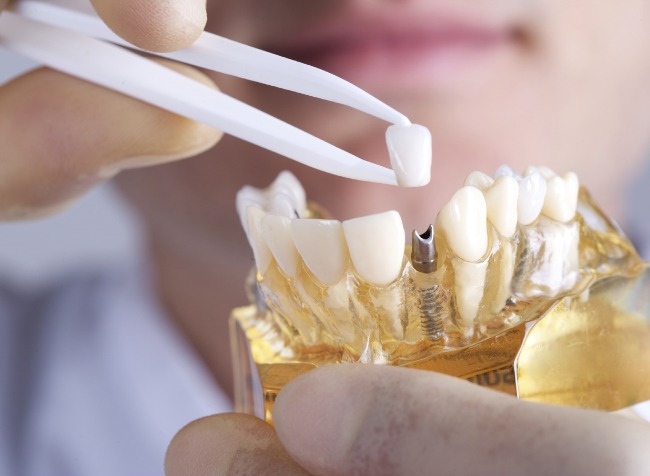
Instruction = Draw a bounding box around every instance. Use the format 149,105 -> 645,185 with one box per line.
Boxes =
411,226 -> 444,340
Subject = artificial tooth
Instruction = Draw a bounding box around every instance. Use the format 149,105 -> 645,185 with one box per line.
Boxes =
291,219 -> 349,285
268,191 -> 296,218
245,206 -> 273,274
452,258 -> 488,332
261,214 -> 299,277
385,124 -> 432,187
268,171 -> 307,217
542,172 -> 579,223
517,172 -> 547,225
437,186 -> 488,263
464,171 -> 494,190
343,211 -> 406,286
494,165 -> 518,179
484,176 -> 519,238
538,165 -> 556,179
236,186 -> 263,233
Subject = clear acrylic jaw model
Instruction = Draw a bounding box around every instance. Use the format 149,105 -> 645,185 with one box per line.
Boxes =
230,169 -> 650,423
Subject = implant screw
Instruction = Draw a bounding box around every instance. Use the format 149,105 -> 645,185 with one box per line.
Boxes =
412,226 -> 444,340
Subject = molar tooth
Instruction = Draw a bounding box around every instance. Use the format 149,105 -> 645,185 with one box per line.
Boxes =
291,219 -> 349,285
343,211 -> 406,286
517,172 -> 547,225
245,206 -> 273,274
464,171 -> 494,190
484,176 -> 519,238
262,215 -> 299,277
542,172 -> 579,223
437,186 -> 488,263
386,124 -> 432,187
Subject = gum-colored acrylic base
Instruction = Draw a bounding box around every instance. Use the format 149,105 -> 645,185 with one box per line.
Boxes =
231,266 -> 650,423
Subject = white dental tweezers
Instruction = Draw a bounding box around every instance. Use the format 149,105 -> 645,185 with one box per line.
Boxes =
0,0 -> 411,185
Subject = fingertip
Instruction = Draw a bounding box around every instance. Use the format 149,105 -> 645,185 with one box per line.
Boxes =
165,414 -> 309,476
92,0 -> 207,52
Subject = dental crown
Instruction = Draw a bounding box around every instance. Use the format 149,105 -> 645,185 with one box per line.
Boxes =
236,166 -> 641,364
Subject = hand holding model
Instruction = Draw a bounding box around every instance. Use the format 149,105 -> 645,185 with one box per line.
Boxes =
0,0 -> 221,219
166,365 -> 650,476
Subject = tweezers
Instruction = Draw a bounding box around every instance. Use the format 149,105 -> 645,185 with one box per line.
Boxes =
0,0 -> 411,185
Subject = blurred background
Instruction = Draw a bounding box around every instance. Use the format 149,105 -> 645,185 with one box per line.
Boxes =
0,48 -> 142,286
1,47 -> 649,288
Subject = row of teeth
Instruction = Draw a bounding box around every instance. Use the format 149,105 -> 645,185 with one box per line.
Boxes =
238,166 -> 579,289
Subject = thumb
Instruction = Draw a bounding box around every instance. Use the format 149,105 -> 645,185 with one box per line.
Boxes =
0,59 -> 221,219
273,364 -> 650,476
165,414 -> 310,476
91,0 -> 207,52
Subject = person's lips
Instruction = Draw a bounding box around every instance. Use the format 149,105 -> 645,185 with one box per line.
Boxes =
269,9 -> 521,92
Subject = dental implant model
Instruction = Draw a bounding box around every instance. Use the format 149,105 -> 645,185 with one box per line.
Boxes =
231,167 -> 650,423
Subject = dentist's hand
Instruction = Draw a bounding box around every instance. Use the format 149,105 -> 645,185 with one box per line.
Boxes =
0,0 -> 221,219
166,365 -> 650,476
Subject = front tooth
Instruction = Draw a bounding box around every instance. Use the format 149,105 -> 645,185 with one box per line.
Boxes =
437,186 -> 488,263
542,172 -> 579,223
517,172 -> 547,225
291,219 -> 349,285
262,214 -> 299,277
484,176 -> 519,238
268,171 -> 307,217
268,191 -> 296,218
343,211 -> 405,286
245,206 -> 273,274
464,171 -> 494,190
236,186 -> 263,233
386,124 -> 432,187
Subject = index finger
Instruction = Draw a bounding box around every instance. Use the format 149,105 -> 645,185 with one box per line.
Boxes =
91,0 -> 207,52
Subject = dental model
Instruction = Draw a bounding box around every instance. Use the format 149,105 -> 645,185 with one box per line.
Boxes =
232,166 -> 650,421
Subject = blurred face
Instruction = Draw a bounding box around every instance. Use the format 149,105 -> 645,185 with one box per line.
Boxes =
117,0 -> 650,261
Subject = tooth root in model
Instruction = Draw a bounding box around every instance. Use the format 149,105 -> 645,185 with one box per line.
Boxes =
490,238 -> 516,315
452,258 -> 489,333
